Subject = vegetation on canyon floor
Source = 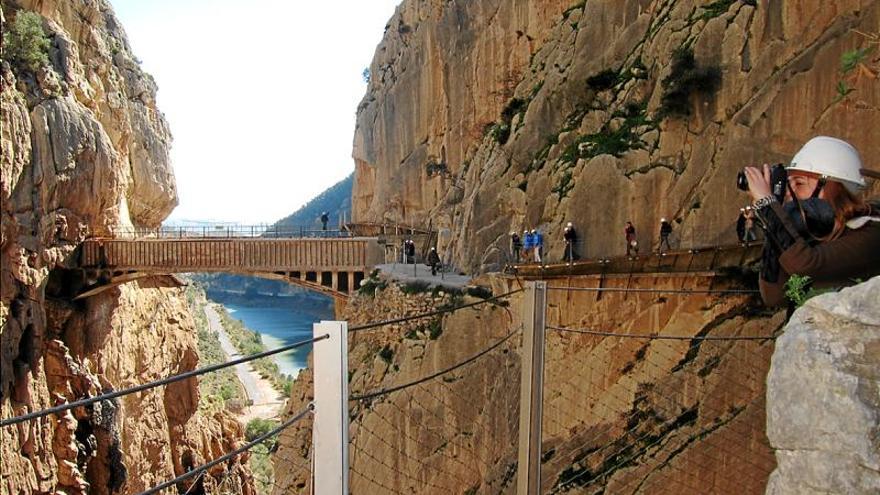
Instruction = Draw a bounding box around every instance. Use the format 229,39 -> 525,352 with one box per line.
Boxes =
215,303 -> 295,396
186,286 -> 248,414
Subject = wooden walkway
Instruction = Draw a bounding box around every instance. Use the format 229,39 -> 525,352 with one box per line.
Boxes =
78,237 -> 384,298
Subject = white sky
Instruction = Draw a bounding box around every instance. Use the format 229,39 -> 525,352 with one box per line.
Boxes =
109,0 -> 400,224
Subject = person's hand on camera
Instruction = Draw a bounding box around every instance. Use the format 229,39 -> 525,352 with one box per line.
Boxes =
744,164 -> 772,201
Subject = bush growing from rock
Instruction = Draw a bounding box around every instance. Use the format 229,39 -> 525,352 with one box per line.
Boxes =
3,11 -> 51,72
659,47 -> 721,118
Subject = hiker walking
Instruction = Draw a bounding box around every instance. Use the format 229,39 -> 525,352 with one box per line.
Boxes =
743,207 -> 757,243
736,208 -> 747,242
522,229 -> 534,263
562,222 -> 578,262
427,247 -> 441,276
404,239 -> 416,264
510,231 -> 522,262
532,229 -> 544,264
625,221 -> 638,257
320,211 -> 329,231
658,218 -> 673,253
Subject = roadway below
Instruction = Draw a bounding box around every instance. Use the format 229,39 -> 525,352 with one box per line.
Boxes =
204,303 -> 284,423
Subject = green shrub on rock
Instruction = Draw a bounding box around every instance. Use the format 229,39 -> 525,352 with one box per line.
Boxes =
2,11 -> 51,72
659,47 -> 721,118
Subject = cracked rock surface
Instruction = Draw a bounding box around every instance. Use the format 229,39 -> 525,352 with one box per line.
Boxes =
766,276 -> 880,495
353,0 -> 880,274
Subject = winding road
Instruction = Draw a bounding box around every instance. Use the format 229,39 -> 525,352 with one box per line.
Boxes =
204,303 -> 284,422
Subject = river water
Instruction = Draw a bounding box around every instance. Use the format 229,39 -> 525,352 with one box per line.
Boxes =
223,303 -> 332,378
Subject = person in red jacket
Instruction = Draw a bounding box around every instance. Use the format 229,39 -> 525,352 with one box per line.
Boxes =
624,222 -> 638,257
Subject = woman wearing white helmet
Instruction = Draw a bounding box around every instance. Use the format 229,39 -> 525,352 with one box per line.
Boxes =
743,136 -> 880,306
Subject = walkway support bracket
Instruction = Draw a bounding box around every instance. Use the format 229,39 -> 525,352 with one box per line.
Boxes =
313,321 -> 349,494
517,281 -> 546,495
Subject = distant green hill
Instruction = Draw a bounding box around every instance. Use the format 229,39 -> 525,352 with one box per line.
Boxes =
273,173 -> 353,229
188,174 -> 354,305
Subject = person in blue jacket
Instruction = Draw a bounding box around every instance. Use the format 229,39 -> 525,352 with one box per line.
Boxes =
532,229 -> 544,263
522,229 -> 534,262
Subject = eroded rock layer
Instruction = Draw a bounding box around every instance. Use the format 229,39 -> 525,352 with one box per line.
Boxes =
0,2 -> 250,493
353,0 -> 880,273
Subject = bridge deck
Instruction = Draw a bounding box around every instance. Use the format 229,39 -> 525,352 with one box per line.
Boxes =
80,237 -> 383,272
78,237 -> 384,298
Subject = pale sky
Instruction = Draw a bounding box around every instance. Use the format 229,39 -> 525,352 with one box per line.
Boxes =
110,0 -> 400,224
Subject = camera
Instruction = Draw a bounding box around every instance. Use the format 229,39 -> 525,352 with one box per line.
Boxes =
736,163 -> 788,201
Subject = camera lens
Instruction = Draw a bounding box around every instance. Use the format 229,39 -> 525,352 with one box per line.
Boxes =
736,170 -> 749,191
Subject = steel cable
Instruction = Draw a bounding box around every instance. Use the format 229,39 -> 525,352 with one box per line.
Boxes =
1,335 -> 328,427
350,326 -> 521,401
348,288 -> 523,333
136,403 -> 313,495
546,325 -> 778,341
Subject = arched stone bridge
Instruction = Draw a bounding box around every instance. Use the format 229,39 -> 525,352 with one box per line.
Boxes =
77,237 -> 384,299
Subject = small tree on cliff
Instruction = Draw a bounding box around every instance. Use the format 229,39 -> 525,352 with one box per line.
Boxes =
2,11 -> 51,72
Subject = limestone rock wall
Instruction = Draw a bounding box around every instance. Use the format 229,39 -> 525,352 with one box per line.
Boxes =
275,282 -> 522,494
765,276 -> 880,494
353,0 -> 880,273
1,2 -> 250,494
276,273 -> 784,493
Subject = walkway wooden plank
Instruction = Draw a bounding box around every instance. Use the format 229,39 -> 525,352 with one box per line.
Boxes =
79,237 -> 383,277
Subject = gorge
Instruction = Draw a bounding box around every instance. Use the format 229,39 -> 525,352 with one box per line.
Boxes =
2,0 -> 878,494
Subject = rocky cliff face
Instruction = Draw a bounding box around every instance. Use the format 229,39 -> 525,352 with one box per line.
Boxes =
0,2 -> 250,493
353,0 -> 880,273
765,276 -> 880,494
276,273 -> 784,493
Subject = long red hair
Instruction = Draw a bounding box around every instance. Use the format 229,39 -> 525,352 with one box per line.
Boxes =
822,181 -> 873,241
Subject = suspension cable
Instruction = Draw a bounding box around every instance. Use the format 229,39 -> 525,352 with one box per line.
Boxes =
136,403 -> 314,495
546,325 -> 778,341
350,326 -> 521,401
1,335 -> 328,427
348,288 -> 523,333
545,286 -> 759,295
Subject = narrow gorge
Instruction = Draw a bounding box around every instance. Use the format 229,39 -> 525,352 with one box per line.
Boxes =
1,1 -> 251,493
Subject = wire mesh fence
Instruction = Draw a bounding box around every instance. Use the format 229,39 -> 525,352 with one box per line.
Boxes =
538,283 -> 781,494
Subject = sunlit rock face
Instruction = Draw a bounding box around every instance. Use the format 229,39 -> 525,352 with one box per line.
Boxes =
276,273 -> 784,494
766,276 -> 880,495
353,0 -> 880,273
1,1 -> 250,494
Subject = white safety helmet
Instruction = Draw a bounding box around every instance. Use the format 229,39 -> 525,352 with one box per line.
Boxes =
660,218 -> 667,223
788,136 -> 865,194
566,222 -> 573,227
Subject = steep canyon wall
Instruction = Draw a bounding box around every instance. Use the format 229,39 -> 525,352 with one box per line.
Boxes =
276,273 -> 783,493
0,1 -> 250,493
353,0 -> 880,273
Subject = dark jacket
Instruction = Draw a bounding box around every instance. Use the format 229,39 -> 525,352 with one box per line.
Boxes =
563,228 -> 577,243
759,201 -> 880,306
427,250 -> 441,265
660,222 -> 672,236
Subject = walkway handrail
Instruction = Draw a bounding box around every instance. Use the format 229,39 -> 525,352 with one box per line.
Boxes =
102,225 -> 354,239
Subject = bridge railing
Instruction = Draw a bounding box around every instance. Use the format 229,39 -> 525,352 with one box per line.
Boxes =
107,225 -> 354,239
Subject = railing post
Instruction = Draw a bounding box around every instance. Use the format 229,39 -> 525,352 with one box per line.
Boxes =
313,321 -> 349,494
517,281 -> 546,495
